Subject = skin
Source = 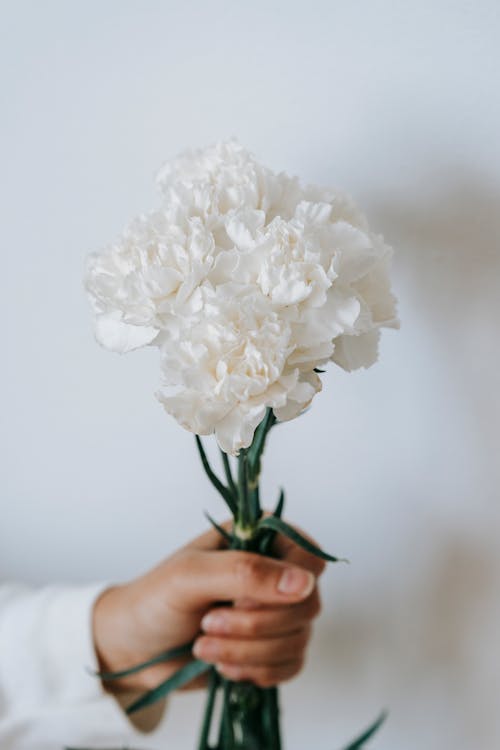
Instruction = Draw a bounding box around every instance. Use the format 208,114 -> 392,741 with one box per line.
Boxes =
93,520 -> 325,695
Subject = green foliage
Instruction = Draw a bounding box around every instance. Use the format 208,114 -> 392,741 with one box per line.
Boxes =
258,516 -> 345,563
92,641 -> 194,681
237,451 -> 251,526
339,711 -> 388,750
247,408 -> 276,482
79,415 -> 385,750
220,449 -> 237,496
204,511 -> 233,544
126,660 -> 210,715
258,488 -> 286,556
196,436 -> 237,514
197,668 -> 220,750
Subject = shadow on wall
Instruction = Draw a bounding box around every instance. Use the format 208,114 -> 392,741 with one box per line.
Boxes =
312,525 -> 500,745
305,165 -> 500,748
372,167 -> 500,482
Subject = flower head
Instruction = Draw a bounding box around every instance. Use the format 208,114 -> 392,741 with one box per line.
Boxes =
85,141 -> 398,454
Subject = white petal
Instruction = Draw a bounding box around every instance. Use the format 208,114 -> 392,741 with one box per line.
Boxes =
332,330 -> 380,371
94,313 -> 159,353
157,389 -> 231,435
294,200 -> 332,224
215,404 -> 267,455
225,209 -> 265,250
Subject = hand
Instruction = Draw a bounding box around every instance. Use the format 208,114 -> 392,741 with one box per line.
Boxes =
93,520 -> 325,693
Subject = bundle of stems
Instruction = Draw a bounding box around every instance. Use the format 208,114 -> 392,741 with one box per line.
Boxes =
193,408 -> 341,749
84,409 -> 385,750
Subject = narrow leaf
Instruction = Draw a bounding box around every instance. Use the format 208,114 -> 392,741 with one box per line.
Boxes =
196,436 -> 237,513
258,516 -> 346,563
248,408 -> 276,477
220,449 -> 237,495
249,486 -> 261,524
274,488 -> 285,518
91,642 -> 193,681
340,711 -> 388,750
126,660 -> 210,715
205,511 -> 233,544
259,489 -> 286,556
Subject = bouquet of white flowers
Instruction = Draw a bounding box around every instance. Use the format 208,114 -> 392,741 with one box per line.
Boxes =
84,141 -> 398,749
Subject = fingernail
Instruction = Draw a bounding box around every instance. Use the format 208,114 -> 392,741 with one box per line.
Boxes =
277,568 -> 314,597
192,640 -> 203,659
201,612 -> 228,633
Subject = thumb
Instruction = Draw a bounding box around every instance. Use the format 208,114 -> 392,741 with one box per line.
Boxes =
174,549 -> 315,610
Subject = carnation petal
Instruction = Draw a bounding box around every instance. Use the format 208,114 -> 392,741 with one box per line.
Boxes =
94,313 -> 159,353
215,404 -> 267,455
332,330 -> 381,371
86,140 -> 399,438
274,372 -> 321,422
225,209 -> 265,250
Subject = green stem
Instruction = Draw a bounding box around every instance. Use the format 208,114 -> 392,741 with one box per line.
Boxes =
198,668 -> 219,750
218,680 -> 235,749
267,687 -> 282,750
237,451 -> 250,529
221,449 -> 237,497
200,413 -> 282,749
196,436 -> 237,514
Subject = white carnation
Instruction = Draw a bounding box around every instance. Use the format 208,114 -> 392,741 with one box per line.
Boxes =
85,141 -> 398,454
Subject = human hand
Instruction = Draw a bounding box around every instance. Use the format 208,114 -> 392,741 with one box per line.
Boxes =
92,520 -> 325,694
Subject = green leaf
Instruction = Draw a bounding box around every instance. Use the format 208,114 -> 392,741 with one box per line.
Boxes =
91,641 -> 194,681
220,449 -> 237,496
247,408 -> 276,478
195,436 -> 237,514
126,660 -> 210,715
339,711 -> 388,750
259,489 -> 286,556
204,511 -> 233,544
249,486 -> 261,524
273,488 -> 285,518
258,516 -> 346,563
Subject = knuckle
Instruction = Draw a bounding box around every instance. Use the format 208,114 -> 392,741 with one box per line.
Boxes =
241,613 -> 261,637
295,629 -> 310,652
218,642 -> 236,662
234,554 -> 265,591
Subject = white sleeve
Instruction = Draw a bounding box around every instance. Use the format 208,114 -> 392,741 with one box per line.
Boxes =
0,583 -> 166,749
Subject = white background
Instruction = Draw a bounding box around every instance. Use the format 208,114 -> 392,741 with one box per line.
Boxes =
1,1 -> 499,748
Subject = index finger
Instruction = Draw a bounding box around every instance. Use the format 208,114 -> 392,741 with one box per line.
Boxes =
186,517 -> 327,578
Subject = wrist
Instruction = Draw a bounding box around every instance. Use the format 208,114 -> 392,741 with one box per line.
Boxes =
92,584 -> 135,693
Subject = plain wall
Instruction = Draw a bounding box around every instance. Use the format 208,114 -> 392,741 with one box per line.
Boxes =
1,1 -> 499,748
